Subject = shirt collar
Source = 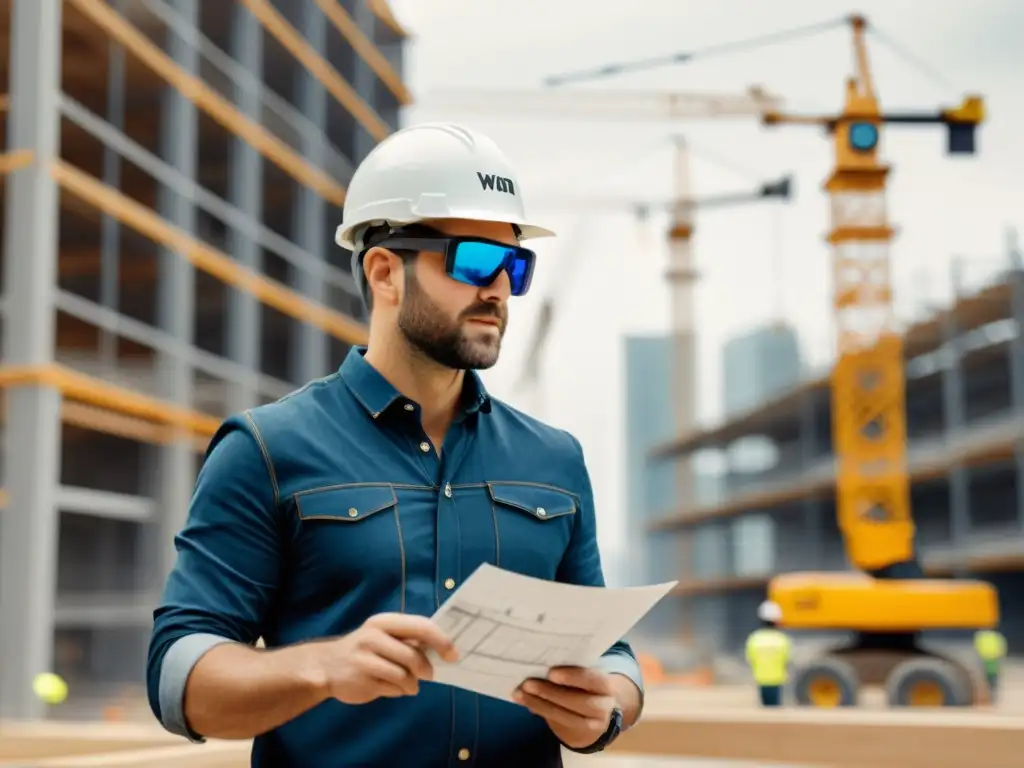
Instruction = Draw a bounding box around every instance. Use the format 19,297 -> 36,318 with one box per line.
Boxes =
340,347 -> 492,420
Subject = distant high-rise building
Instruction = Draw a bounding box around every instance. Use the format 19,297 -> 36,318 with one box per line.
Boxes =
722,323 -> 803,416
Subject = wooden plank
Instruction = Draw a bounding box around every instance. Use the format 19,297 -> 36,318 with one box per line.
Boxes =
240,0 -> 392,141
17,740 -> 250,767
4,711 -> 1024,767
61,402 -> 210,453
51,160 -> 368,346
609,708 -> 1024,768
0,363 -> 222,437
0,148 -> 33,174
366,0 -> 409,39
64,0 -> 347,206
315,0 -> 412,106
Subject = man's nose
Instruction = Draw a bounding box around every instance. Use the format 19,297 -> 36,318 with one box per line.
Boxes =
480,268 -> 512,301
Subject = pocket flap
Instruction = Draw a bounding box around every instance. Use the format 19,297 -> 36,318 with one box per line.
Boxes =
295,484 -> 397,522
487,482 -> 576,520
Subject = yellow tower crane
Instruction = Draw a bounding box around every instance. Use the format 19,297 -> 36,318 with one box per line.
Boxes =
758,14 -> 998,709
548,14 -> 1000,707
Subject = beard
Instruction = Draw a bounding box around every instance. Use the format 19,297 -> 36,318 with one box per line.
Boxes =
397,272 -> 507,371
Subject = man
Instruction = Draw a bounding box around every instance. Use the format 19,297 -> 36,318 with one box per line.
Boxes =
974,626 -> 1006,704
146,122 -> 643,767
745,600 -> 791,707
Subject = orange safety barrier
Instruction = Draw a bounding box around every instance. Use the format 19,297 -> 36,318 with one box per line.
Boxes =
636,652 -> 666,685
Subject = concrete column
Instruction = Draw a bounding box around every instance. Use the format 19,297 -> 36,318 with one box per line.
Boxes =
942,259 -> 970,567
798,390 -> 823,569
352,1 -> 379,161
98,0 -> 127,367
290,0 -> 329,383
0,0 -> 64,719
1005,230 -> 1024,531
225,4 -> 264,412
154,0 -> 199,577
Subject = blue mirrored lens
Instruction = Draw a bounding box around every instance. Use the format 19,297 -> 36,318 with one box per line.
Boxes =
450,241 -> 532,295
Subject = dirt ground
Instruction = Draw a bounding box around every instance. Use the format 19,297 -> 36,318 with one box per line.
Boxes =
5,675 -> 1024,767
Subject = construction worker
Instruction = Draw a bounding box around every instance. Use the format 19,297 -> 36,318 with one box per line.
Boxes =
146,122 -> 642,767
974,627 -> 1007,702
746,600 -> 791,707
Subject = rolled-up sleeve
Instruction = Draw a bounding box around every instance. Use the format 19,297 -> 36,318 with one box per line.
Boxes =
146,416 -> 281,740
556,434 -> 645,707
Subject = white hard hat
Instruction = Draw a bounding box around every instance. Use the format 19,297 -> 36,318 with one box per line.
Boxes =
335,122 -> 556,252
758,600 -> 783,623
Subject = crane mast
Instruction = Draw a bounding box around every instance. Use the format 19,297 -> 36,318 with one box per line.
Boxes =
825,16 -> 914,572
761,15 -> 984,574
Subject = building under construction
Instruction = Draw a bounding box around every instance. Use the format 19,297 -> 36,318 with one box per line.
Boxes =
0,0 -> 404,718
646,252 -> 1024,657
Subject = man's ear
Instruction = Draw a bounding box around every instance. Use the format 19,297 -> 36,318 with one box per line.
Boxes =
362,247 -> 403,307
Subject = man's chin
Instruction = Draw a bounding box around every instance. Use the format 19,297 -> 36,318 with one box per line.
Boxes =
460,339 -> 501,370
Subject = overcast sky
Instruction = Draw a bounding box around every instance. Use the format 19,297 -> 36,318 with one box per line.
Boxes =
389,0 -> 1024,580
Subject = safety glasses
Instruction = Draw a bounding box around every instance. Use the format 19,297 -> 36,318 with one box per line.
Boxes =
373,235 -> 536,297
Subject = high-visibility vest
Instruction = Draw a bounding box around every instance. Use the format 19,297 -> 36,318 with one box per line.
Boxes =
745,628 -> 791,686
975,630 -> 1007,665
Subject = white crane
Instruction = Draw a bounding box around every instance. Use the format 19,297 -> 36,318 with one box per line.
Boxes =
409,85 -> 791,472
410,85 -> 783,122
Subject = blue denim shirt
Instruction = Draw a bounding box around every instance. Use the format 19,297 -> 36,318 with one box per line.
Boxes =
147,347 -> 642,768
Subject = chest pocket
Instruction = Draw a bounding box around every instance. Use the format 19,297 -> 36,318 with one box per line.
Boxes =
487,482 -> 576,578
293,484 -> 405,605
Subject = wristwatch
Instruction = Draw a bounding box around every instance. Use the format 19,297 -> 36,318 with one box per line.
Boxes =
569,707 -> 624,754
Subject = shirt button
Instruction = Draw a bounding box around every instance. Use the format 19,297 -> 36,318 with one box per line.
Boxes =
419,441 -> 430,453
444,578 -> 456,590
536,507 -> 547,517
347,508 -> 358,518
457,748 -> 470,761
444,483 -> 452,498
404,403 -> 415,411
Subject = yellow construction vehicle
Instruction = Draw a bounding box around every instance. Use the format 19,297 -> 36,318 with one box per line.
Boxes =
765,15 -> 998,708
542,14 -> 999,705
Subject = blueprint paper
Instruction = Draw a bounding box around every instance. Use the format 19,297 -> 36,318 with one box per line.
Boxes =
427,563 -> 677,702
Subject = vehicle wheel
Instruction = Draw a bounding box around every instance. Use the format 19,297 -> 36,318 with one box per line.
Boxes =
886,657 -> 972,707
793,657 -> 859,707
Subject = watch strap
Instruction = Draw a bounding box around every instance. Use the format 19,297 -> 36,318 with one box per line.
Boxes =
568,707 -> 623,755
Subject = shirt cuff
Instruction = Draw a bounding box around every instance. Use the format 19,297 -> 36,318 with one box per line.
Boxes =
597,651 -> 645,717
158,633 -> 237,742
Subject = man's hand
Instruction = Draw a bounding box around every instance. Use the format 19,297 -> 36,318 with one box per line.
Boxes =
512,666 -> 617,750
316,613 -> 458,705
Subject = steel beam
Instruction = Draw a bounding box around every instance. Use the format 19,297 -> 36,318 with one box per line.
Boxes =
98,0 -> 128,366
57,94 -> 358,297
942,259 -> 970,564
154,0 -> 200,578
54,289 -> 292,401
226,3 -> 265,411
798,389 -> 824,568
0,0 -> 64,720
1007,231 -> 1024,532
291,0 -> 330,383
56,486 -> 156,522
352,0 -> 379,161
